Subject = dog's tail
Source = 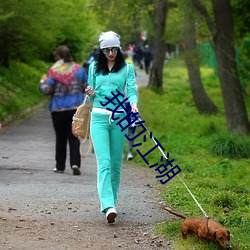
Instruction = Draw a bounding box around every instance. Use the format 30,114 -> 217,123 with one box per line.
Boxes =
161,206 -> 187,220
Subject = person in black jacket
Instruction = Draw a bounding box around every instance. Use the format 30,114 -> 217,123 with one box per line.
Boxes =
143,44 -> 152,74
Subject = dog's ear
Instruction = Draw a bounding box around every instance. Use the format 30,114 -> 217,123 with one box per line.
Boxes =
227,230 -> 230,240
213,231 -> 217,240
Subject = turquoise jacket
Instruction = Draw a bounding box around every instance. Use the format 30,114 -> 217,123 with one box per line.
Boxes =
87,62 -> 138,110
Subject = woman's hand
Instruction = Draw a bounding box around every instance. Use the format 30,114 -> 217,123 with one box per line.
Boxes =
131,103 -> 138,113
85,86 -> 95,97
40,74 -> 47,83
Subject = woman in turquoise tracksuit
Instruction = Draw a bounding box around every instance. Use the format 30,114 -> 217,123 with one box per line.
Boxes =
86,31 -> 138,223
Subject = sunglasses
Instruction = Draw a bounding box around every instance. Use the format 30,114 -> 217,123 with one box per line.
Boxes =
102,47 -> 119,55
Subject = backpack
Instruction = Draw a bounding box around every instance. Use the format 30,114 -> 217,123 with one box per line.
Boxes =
72,95 -> 93,158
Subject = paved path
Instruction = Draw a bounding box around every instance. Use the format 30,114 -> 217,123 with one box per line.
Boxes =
0,71 -> 173,249
135,68 -> 149,88
0,106 -> 164,224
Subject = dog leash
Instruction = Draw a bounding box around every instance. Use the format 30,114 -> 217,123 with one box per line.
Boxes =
178,176 -> 209,218
137,118 -> 209,218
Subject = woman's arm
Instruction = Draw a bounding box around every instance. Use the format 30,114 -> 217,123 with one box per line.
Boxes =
39,76 -> 56,95
126,63 -> 138,113
86,62 -> 96,99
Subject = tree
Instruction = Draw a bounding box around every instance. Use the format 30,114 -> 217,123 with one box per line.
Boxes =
0,0 -> 98,66
148,0 -> 177,89
184,1 -> 218,114
91,0 -> 155,47
191,0 -> 250,134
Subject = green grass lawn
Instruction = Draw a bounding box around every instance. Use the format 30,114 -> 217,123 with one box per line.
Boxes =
132,58 -> 250,250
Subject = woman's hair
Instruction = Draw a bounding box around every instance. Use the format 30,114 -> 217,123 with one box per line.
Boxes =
95,48 -> 126,75
54,45 -> 73,63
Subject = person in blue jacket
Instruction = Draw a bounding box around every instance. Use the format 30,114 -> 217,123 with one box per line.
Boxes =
85,31 -> 138,223
39,45 -> 88,176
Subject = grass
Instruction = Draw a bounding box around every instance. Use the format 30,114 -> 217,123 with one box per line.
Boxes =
131,58 -> 250,250
210,134 -> 250,159
0,60 -> 50,124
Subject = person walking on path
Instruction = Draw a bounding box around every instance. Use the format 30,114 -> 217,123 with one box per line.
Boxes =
143,44 -> 153,75
85,31 -> 138,223
39,45 -> 88,176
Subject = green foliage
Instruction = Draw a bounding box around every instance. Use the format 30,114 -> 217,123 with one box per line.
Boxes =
210,191 -> 238,210
232,0 -> 250,39
236,37 -> 250,95
132,58 -> 250,249
0,60 -> 49,122
165,2 -> 184,44
0,0 -> 100,66
210,134 -> 250,159
201,121 -> 217,136
165,0 -> 213,44
198,39 -> 250,95
92,0 -> 155,46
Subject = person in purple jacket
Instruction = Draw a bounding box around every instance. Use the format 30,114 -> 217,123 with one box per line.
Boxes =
39,45 -> 88,175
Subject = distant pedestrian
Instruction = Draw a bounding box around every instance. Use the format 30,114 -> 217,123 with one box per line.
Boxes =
85,31 -> 138,223
39,45 -> 88,175
143,44 -> 152,74
87,46 -> 99,70
134,45 -> 144,69
123,51 -> 136,76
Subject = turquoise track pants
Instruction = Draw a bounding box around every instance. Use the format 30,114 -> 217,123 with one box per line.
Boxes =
90,111 -> 127,212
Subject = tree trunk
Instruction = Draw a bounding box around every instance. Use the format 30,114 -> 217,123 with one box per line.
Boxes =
212,0 -> 250,134
148,0 -> 169,89
184,4 -> 218,114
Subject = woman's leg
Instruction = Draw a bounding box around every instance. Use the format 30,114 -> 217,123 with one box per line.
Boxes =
90,112 -> 127,212
127,127 -> 134,152
66,110 -> 81,168
51,112 -> 67,171
91,113 -> 112,212
110,120 -> 127,204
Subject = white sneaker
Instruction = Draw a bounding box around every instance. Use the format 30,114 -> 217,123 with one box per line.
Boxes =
53,168 -> 64,173
105,207 -> 117,223
127,152 -> 133,160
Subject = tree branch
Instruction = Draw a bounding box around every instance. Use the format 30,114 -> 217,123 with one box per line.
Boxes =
190,0 -> 216,37
167,1 -> 178,9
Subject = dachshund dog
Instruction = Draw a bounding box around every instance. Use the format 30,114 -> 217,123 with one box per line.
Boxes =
162,207 -> 231,249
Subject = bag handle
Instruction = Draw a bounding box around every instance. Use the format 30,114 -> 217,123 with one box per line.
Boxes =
79,109 -> 93,158
83,94 -> 88,105
79,137 -> 93,158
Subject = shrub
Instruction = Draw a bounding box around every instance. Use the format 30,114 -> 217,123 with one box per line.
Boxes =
210,134 -> 250,159
210,192 -> 237,209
